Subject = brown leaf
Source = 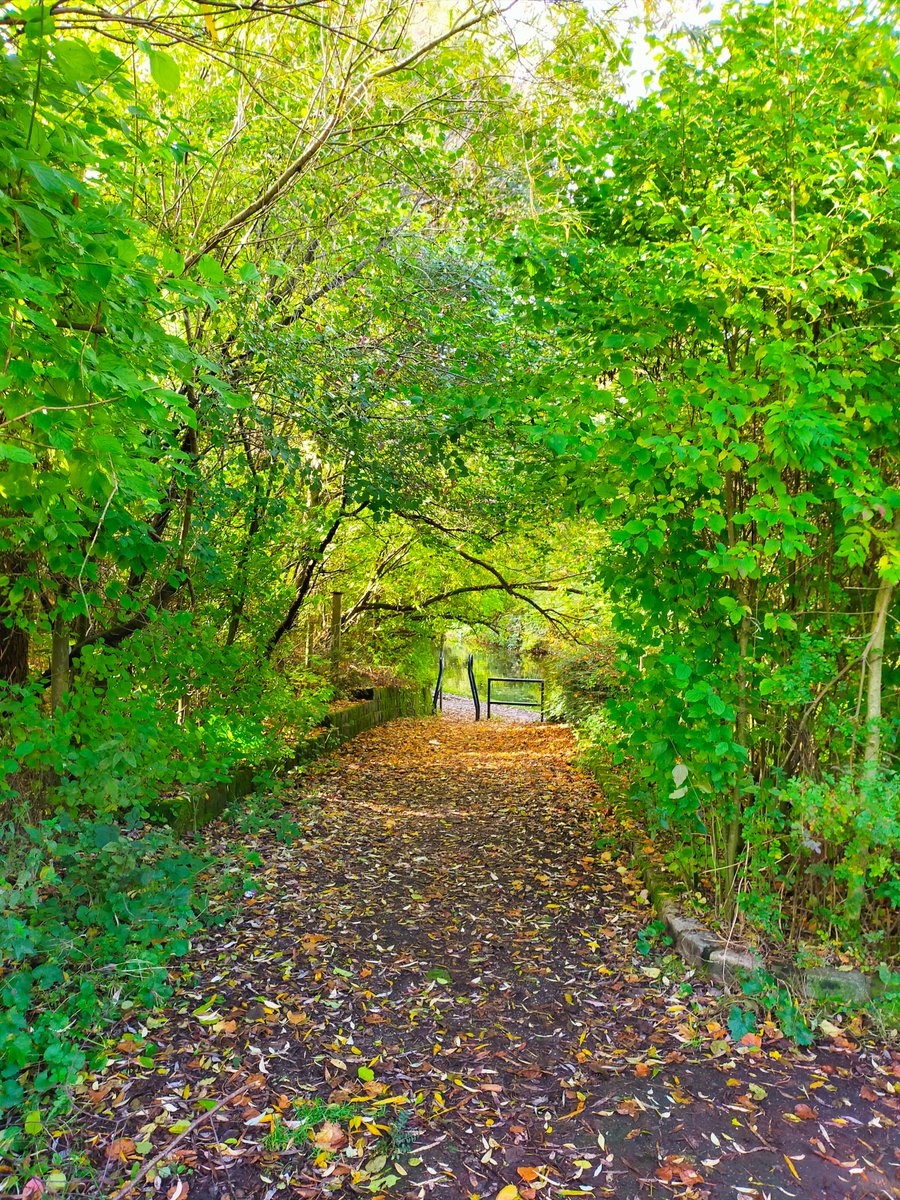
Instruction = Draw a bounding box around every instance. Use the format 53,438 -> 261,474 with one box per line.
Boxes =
85,1082 -> 115,1108
793,1103 -> 817,1120
312,1120 -> 348,1151
106,1137 -> 136,1162
656,1155 -> 704,1185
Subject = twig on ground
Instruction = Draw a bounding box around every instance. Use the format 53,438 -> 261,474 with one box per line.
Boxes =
106,1082 -> 250,1200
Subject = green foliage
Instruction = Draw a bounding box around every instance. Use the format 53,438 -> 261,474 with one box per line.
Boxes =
0,617 -> 331,820
739,974 -> 815,1046
546,639 -> 622,723
384,1108 -> 414,1158
509,0 -> 900,950
0,31 -> 206,612
0,816 -> 203,1115
635,920 -> 672,957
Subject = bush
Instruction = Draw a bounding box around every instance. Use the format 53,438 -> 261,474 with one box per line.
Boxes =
741,769 -> 900,949
0,613 -> 332,822
547,639 -> 622,723
0,815 -> 204,1115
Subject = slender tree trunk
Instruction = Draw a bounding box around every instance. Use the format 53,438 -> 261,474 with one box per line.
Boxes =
50,613 -> 70,712
725,611 -> 750,907
846,527 -> 897,927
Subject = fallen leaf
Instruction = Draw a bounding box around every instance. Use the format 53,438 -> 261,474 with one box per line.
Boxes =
793,1103 -> 817,1120
22,1181 -> 44,1200
496,1187 -> 521,1200
312,1120 -> 348,1151
517,1167 -> 540,1182
106,1137 -> 136,1162
656,1155 -> 704,1186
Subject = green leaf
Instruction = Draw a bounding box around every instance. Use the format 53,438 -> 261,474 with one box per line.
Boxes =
148,50 -> 181,93
12,204 -> 54,240
53,38 -> 97,82
727,1004 -> 756,1042
0,443 -> 37,464
162,247 -> 186,276
198,254 -> 226,285
357,1065 -> 375,1082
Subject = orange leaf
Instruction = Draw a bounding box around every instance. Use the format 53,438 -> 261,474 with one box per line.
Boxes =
106,1137 -> 136,1162
312,1120 -> 347,1151
517,1167 -> 540,1183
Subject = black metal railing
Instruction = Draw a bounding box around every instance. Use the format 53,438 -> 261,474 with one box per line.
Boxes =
487,677 -> 544,722
467,652 -> 481,721
432,648 -> 444,713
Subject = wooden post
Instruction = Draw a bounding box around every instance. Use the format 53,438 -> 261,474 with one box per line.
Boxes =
330,590 -> 342,679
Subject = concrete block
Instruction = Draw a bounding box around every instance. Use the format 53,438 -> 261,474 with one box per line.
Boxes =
800,967 -> 871,1002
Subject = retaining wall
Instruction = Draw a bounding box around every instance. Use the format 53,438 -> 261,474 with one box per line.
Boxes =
174,685 -> 431,833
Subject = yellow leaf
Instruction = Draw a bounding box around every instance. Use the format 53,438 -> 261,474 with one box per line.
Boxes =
201,4 -> 218,41
784,1155 -> 800,1181
496,1187 -> 521,1200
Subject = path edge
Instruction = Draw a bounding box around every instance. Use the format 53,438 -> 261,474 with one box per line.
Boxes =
634,844 -> 875,1003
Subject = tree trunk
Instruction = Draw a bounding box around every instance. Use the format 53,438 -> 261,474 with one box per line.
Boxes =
50,613 -> 70,712
0,555 -> 29,685
846,525 -> 897,928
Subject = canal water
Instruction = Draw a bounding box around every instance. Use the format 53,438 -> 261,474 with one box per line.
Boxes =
437,636 -> 550,714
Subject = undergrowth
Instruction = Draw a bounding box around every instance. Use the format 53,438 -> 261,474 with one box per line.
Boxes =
0,773 -> 320,1149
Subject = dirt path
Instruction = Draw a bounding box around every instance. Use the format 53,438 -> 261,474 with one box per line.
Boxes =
79,716 -> 898,1200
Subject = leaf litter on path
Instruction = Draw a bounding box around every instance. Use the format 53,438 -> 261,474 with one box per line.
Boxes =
63,716 -> 897,1199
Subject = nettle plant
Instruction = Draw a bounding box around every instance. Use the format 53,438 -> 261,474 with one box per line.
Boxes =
511,0 -> 900,946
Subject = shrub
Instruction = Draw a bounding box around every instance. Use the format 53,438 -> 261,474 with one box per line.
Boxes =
0,815 -> 204,1115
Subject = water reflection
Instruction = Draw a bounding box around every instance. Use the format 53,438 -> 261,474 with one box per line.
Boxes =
438,637 -> 548,708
